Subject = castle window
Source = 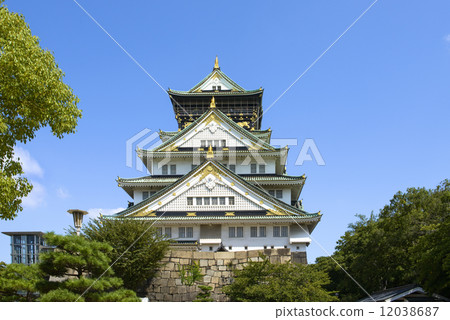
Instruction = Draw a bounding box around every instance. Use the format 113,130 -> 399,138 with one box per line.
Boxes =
221,140 -> 226,147
142,191 -> 149,200
170,165 -> 176,175
228,197 -> 235,205
217,85 -> 221,91
164,227 -> 172,238
250,227 -> 257,238
229,164 -> 236,172
187,197 -> 193,206
211,197 -> 218,205
212,86 -> 216,91
178,227 -> 193,238
251,163 -> 257,174
274,226 -> 288,237
229,227 -> 243,238
259,164 -> 266,174
273,226 -> 280,237
201,140 -> 206,148
162,165 -> 168,175
276,190 -> 283,199
219,197 -> 226,205
259,226 -> 266,237
203,197 -> 210,205
281,226 -> 288,237
196,197 -> 202,205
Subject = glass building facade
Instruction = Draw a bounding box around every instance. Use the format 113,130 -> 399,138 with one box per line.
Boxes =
2,232 -> 47,265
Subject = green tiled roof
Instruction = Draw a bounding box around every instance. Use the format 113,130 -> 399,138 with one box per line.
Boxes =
189,69 -> 245,92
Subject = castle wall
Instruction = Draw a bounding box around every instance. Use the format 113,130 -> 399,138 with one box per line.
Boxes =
146,248 -> 307,302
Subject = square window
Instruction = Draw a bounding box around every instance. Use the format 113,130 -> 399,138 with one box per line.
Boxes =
211,197 -> 218,205
164,227 -> 172,238
217,85 -> 221,91
259,226 -> 266,238
178,227 -> 185,238
201,140 -> 206,148
191,164 -> 197,170
273,226 -> 280,237
276,190 -> 283,199
186,227 -> 193,238
212,86 -> 216,91
250,227 -> 257,238
259,164 -> 265,174
229,164 -> 236,172
269,190 -> 275,197
209,246 -> 213,251
170,165 -> 176,175
196,197 -> 202,205
162,165 -> 168,175
142,191 -> 149,200
221,140 -> 226,147
229,227 -> 236,238
236,227 -> 243,238
271,245 -> 274,249
207,140 -> 212,147
229,197 -> 235,205
219,197 -> 226,205
204,197 -> 210,205
281,226 -> 288,237
228,246 -> 232,250
250,163 -> 257,174
187,197 -> 193,206
244,246 -> 248,250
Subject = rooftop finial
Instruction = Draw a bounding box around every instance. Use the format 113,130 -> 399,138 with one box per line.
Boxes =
210,96 -> 216,108
214,56 -> 220,70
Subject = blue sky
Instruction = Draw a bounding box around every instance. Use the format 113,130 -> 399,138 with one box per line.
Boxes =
1,0 -> 449,263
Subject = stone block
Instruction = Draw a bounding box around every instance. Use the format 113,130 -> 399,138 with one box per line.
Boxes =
217,259 -> 224,266
173,294 -> 181,302
161,286 -> 170,294
203,275 -> 212,283
234,251 -> 248,260
155,293 -> 163,301
175,278 -> 182,286
174,251 -> 193,259
169,286 -> 177,294
214,252 -> 235,259
263,249 -> 272,256
218,266 -> 227,271
193,252 -> 214,259
199,259 -> 208,267
277,248 -> 290,256
163,294 -> 173,301
208,259 -> 216,266
269,255 -> 281,264
206,269 -> 215,276
249,256 -> 262,262
247,250 -> 261,258
179,258 -> 190,265
212,277 -> 219,284
280,255 -> 291,264
179,286 -> 186,294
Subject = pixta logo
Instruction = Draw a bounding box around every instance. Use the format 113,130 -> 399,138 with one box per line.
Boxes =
125,129 -> 160,172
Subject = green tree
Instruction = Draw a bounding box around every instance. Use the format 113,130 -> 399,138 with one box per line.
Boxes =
82,218 -> 170,293
223,255 -> 337,302
0,263 -> 43,301
38,232 -> 140,302
0,1 -> 82,220
316,180 -> 450,300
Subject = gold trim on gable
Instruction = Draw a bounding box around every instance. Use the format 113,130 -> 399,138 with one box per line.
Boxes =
187,212 -> 197,217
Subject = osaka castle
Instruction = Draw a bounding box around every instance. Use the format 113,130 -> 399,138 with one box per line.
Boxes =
107,57 -> 321,259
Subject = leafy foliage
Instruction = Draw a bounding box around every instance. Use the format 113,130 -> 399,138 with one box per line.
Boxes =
0,1 -> 81,220
223,254 -> 337,302
38,232 -> 139,302
193,285 -> 213,302
82,218 -> 170,292
315,180 -> 450,300
178,261 -> 203,286
0,263 -> 42,301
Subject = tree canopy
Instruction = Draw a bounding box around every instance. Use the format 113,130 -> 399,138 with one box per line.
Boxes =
82,217 -> 170,293
0,263 -> 42,302
38,232 -> 140,302
0,1 -> 82,220
315,180 -> 450,301
223,254 -> 338,302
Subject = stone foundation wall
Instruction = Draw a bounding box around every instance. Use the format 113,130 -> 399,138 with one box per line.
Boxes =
146,249 -> 307,302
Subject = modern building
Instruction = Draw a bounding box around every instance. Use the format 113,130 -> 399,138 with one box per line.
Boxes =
2,231 -> 49,265
107,57 -> 321,261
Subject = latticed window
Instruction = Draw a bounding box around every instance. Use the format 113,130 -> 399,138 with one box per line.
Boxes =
219,197 -> 226,205
250,227 -> 258,238
259,164 -> 266,174
259,226 -> 266,237
229,164 -> 236,172
211,197 -> 218,205
162,165 -> 168,175
187,197 -> 193,206
203,197 -> 210,205
229,197 -> 235,205
196,197 -> 202,205
170,165 -> 176,175
251,163 -> 257,174
276,190 -> 283,199
164,227 -> 172,238
142,191 -> 149,200
281,226 -> 288,237
273,226 -> 280,237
